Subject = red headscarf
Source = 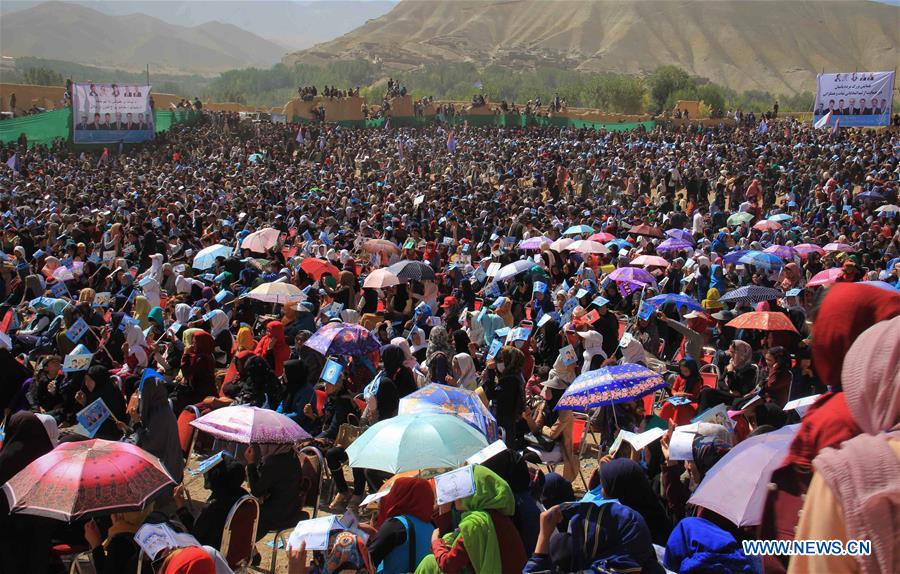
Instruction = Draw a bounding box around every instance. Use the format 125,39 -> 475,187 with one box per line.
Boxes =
254,320 -> 291,377
783,283 -> 900,469
374,476 -> 435,529
160,547 -> 215,574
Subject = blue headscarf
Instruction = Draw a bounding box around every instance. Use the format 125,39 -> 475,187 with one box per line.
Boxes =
710,264 -> 725,291
664,517 -> 759,573
541,472 -> 575,509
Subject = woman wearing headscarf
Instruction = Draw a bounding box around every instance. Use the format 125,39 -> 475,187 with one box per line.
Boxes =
665,517 -> 758,574
425,326 -> 453,385
540,473 -> 575,509
174,457 -> 248,548
417,465 -> 527,574
531,316 -> 561,367
381,343 -> 417,397
255,320 -> 291,378
233,325 -> 256,354
522,377 -> 577,481
483,345 -> 526,448
760,346 -> 792,408
147,306 -> 165,337
697,340 -> 757,411
175,330 -> 217,413
450,352 -> 478,390
123,323 -> 151,374
389,336 -> 419,372
126,374 -> 184,483
83,506 -> 153,574
245,442 -> 304,541
660,357 -> 702,426
493,296 -> 514,327
524,499 -> 663,573
277,359 -> 314,426
233,354 -> 281,408
75,365 -> 127,440
0,412 -> 55,574
133,295 -> 152,329
204,309 -> 232,363
787,316 -> 899,574
599,459 -> 672,546
141,277 -> 162,309
481,449 -> 541,554
368,477 -> 436,573
701,287 -> 724,313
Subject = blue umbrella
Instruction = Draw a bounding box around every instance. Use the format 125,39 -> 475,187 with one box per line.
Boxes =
738,251 -> 784,271
860,280 -> 898,291
556,363 -> 666,411
857,191 -> 885,201
605,239 -> 633,250
563,224 -> 595,236
303,322 -> 380,356
646,293 -> 704,312
665,229 -> 694,243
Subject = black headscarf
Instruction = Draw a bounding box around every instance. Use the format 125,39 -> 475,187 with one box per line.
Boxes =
599,459 -> 672,546
453,330 -> 471,354
481,448 -> 531,493
84,365 -> 127,439
380,344 -> 405,379
0,411 -> 53,485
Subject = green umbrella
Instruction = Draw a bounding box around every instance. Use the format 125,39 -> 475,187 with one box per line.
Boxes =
727,212 -> 755,226
345,413 -> 489,474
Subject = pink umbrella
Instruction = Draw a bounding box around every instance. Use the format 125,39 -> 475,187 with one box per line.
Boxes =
518,236 -> 552,250
689,424 -> 799,527
569,239 -> 610,255
631,255 -> 670,268
823,242 -> 856,253
588,232 -> 615,243
793,243 -> 825,258
191,405 -> 312,444
807,267 -> 845,287
240,227 -> 281,253
752,220 -> 781,232
362,238 -> 400,255
3,440 -> 174,521
763,245 -> 798,261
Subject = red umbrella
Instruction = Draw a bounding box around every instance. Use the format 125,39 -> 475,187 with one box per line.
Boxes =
752,220 -> 781,232
588,232 -> 615,243
300,257 -> 341,281
628,224 -> 664,238
807,267 -> 844,287
726,311 -> 798,333
2,439 -> 174,521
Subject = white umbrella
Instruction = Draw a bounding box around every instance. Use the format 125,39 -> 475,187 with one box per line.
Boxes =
246,282 -> 305,304
192,244 -> 233,270
363,268 -> 400,289
688,424 -> 799,527
568,239 -> 610,255
495,259 -> 535,281
549,237 -> 574,252
241,227 -> 281,253
875,204 -> 900,214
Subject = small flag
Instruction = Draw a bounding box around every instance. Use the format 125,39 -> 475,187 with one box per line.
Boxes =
474,80 -> 483,90
830,117 -> 840,137
814,110 -> 832,129
296,128 -> 304,143
5,154 -> 16,171
447,130 -> 457,154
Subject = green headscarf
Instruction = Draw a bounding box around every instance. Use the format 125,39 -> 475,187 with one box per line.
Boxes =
147,306 -> 164,330
415,465 -> 515,574
182,327 -> 202,348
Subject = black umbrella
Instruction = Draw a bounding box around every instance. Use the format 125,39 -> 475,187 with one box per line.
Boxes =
719,285 -> 783,305
387,260 -> 436,282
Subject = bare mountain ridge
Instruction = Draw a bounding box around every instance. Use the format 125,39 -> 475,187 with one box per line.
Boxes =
288,0 -> 900,94
0,1 -> 287,74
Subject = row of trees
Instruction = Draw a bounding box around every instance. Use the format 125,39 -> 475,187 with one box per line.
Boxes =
13,57 -> 820,115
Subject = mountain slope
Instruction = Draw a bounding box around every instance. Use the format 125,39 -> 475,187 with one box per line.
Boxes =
288,0 -> 900,94
0,1 -> 287,73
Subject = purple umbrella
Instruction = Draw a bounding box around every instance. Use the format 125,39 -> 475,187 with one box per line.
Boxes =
823,242 -> 856,253
689,424 -> 799,527
763,245 -> 798,261
518,236 -> 551,250
722,250 -> 750,265
656,238 -> 693,253
556,363 -> 666,410
304,321 -> 381,356
608,267 -> 656,287
191,406 -> 312,444
665,229 -> 694,244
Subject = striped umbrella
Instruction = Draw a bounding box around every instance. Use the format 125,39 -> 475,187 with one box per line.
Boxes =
556,363 -> 666,411
387,260 -> 436,282
719,286 -> 783,305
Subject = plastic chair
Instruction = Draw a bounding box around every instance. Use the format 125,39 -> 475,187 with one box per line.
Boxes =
178,405 -> 202,457
700,363 -> 719,389
52,543 -> 91,574
221,495 -> 260,570
314,389 -> 327,416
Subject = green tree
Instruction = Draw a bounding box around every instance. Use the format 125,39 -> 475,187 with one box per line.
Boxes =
22,67 -> 65,86
648,66 -> 694,112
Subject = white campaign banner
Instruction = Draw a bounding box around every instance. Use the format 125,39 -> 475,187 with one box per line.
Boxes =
813,71 -> 894,127
72,82 -> 154,143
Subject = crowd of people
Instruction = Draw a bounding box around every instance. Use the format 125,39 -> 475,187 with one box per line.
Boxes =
0,110 -> 898,574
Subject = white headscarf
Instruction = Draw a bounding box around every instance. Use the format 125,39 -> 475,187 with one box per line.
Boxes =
175,303 -> 192,325
452,353 -> 477,390
207,309 -> 229,338
125,324 -> 148,367
175,275 -> 192,294
140,277 -> 161,308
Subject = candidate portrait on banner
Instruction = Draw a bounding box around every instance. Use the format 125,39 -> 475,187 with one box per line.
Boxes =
813,71 -> 894,127
72,82 -> 155,144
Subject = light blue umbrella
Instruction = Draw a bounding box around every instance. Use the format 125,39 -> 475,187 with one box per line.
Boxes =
768,213 -> 792,223
605,239 -> 633,250
563,224 -> 595,236
192,244 -> 233,270
248,153 -> 264,163
399,383 -> 499,441
738,251 -> 784,271
345,413 -> 489,473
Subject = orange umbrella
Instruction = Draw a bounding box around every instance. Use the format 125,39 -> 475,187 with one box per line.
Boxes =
300,258 -> 340,281
726,311 -> 798,333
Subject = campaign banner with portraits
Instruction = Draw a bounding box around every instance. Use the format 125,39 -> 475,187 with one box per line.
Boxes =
813,71 -> 894,127
72,83 -> 154,144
